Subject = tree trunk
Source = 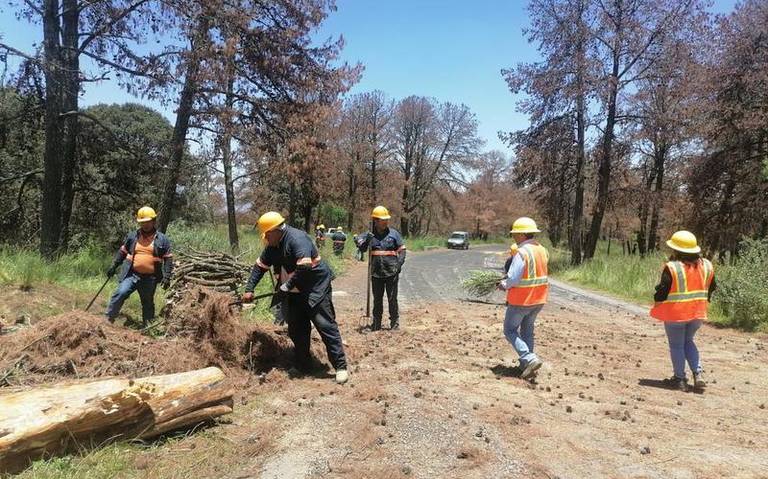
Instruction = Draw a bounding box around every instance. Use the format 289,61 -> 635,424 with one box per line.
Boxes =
585,54 -> 620,260
569,5 -> 588,266
0,367 -> 233,474
287,181 -> 297,225
157,17 -> 209,233
219,74 -> 238,252
58,0 -> 79,251
40,0 -> 63,259
647,146 -> 666,253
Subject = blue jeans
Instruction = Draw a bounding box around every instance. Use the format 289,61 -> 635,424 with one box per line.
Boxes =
105,273 -> 157,323
504,304 -> 543,366
664,320 -> 702,379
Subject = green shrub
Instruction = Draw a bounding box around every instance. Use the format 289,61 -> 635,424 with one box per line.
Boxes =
712,238 -> 768,331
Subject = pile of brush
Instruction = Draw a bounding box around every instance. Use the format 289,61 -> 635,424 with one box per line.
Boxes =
461,270 -> 504,297
170,250 -> 251,295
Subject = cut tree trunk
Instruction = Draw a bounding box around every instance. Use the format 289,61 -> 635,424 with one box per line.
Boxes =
0,367 -> 233,474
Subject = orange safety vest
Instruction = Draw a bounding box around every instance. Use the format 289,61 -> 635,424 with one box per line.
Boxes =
650,259 -> 713,322
506,242 -> 549,306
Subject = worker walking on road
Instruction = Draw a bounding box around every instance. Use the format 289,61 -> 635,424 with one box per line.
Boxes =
105,206 -> 173,328
497,217 -> 548,379
331,227 -> 347,257
650,231 -> 715,392
243,212 -> 349,384
356,206 -> 406,331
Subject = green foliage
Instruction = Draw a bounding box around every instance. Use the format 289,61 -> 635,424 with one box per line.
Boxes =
712,238 -> 768,331
317,203 -> 348,229
461,270 -> 503,297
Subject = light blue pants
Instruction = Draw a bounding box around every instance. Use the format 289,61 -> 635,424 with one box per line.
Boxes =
105,273 -> 157,323
664,319 -> 702,379
504,304 -> 543,366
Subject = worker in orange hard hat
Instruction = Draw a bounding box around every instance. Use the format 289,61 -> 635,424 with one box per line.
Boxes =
356,206 -> 406,331
105,206 -> 173,328
243,211 -> 349,384
650,231 -> 716,392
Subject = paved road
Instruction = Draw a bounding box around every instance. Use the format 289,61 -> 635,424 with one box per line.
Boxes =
400,244 -> 649,316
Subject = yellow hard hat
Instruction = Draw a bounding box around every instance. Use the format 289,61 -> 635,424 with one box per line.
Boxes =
337,226 -> 343,231
511,217 -> 540,234
316,224 -> 325,230
371,206 -> 391,220
136,206 -> 157,223
509,243 -> 519,255
256,211 -> 285,238
666,230 -> 701,254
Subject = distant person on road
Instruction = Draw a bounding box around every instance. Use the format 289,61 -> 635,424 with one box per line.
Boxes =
356,206 -> 406,331
105,206 -> 173,328
650,231 -> 715,392
497,218 -> 548,379
502,243 -> 519,276
331,226 -> 347,257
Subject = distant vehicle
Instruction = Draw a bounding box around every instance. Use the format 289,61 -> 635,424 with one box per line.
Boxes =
446,231 -> 470,250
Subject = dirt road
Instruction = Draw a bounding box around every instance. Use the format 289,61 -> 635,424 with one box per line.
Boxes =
226,246 -> 767,479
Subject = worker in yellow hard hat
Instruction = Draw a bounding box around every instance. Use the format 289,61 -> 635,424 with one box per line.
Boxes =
496,217 -> 549,379
503,243 -> 519,276
243,211 -> 349,384
650,230 -> 716,392
331,226 -> 347,257
356,206 -> 406,331
315,224 -> 326,249
105,206 -> 174,328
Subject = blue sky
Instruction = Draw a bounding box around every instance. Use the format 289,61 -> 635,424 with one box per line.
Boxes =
1,0 -> 738,153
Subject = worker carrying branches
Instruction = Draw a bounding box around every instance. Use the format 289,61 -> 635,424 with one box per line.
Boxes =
242,212 -> 349,384
356,206 -> 406,331
497,217 -> 548,379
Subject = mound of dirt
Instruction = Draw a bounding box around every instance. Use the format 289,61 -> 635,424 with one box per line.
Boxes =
0,312 -> 203,386
0,286 -> 326,388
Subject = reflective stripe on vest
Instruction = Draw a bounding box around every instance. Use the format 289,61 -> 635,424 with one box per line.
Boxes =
371,250 -> 398,256
650,259 -> 713,322
506,243 -> 549,306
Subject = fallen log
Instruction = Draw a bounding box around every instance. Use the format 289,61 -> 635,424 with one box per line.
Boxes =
0,367 -> 233,473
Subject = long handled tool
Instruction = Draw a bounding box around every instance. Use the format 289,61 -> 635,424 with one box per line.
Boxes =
85,273 -> 113,312
365,219 -> 373,318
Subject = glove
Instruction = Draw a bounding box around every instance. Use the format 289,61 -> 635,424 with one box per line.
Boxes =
242,292 -> 254,303
106,264 -> 118,277
279,283 -> 290,293
161,277 -> 171,290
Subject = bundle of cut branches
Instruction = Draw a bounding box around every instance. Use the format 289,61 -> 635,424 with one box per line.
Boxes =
169,249 -> 252,296
461,270 -> 504,297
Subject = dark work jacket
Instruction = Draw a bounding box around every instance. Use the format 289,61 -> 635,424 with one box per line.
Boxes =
356,227 -> 406,278
331,231 -> 347,252
112,229 -> 173,282
245,226 -> 333,307
654,265 -> 717,302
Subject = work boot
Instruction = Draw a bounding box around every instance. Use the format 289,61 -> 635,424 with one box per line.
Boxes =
664,376 -> 689,392
390,321 -> 400,330
335,369 -> 349,384
693,372 -> 706,390
520,358 -> 543,379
